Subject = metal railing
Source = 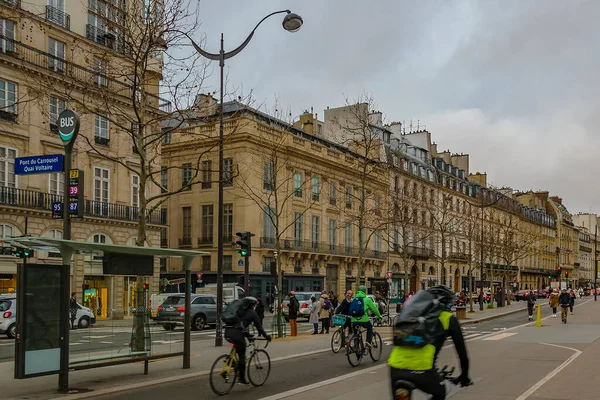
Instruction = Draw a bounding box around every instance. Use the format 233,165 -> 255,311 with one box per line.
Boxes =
86,24 -> 125,54
179,237 -> 192,247
46,6 -> 70,30
95,136 -> 110,146
197,236 -> 213,246
0,34 -> 171,112
259,237 -> 387,259
0,186 -> 165,224
448,252 -> 470,262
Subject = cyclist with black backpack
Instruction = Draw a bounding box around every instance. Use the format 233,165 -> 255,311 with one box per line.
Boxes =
349,285 -> 381,348
223,296 -> 272,385
388,286 -> 470,400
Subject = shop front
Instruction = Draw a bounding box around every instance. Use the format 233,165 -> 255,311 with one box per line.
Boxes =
389,273 -> 407,303
82,275 -> 109,319
368,277 -> 389,297
0,257 -> 17,294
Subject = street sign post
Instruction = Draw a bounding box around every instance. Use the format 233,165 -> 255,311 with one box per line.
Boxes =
15,154 -> 63,175
386,271 -> 393,280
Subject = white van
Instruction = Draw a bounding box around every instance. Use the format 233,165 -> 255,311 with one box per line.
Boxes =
150,293 -> 182,319
196,283 -> 245,304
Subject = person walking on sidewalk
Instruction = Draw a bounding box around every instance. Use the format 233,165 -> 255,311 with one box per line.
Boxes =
569,289 -> 576,315
309,296 -> 319,334
525,290 -> 536,321
549,289 -> 559,317
319,290 -> 331,334
559,288 -> 571,323
288,291 -> 299,336
256,298 -> 265,325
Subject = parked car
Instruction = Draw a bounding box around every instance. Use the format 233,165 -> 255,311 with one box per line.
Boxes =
156,294 -> 224,331
195,283 -> 245,304
282,292 -> 321,321
0,295 -> 16,338
150,293 -> 182,319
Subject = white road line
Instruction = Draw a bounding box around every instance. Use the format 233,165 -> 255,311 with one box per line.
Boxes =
482,332 -> 517,341
0,342 -> 13,346
515,343 -> 582,400
99,341 -> 114,344
463,333 -> 483,340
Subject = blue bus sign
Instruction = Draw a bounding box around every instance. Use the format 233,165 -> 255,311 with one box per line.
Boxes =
15,154 -> 63,175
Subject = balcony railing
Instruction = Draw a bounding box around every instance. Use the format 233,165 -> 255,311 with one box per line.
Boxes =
179,237 -> 192,247
0,34 -> 171,113
392,245 -> 434,259
95,136 -> 110,146
86,24 -> 125,53
0,186 -> 165,224
46,6 -> 70,30
448,252 -> 470,262
160,238 -> 168,248
197,236 -> 213,246
259,237 -> 387,260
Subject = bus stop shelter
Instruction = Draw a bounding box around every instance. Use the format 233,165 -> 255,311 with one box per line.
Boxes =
3,236 -> 207,393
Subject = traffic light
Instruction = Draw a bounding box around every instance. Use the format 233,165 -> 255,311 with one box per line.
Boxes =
565,271 -> 569,278
557,266 -> 561,274
13,247 -> 33,258
142,283 -> 149,291
235,231 -> 254,257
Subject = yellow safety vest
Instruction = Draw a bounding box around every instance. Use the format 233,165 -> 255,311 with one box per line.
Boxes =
387,311 -> 452,370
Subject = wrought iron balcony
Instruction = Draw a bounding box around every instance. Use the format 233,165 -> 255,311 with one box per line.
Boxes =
449,252 -> 470,262
86,24 -> 125,53
393,245 -> 434,259
0,186 -> 165,224
259,237 -> 387,259
95,136 -> 110,146
197,236 -> 213,246
179,237 -> 192,247
160,238 -> 168,248
0,34 -> 171,113
46,5 -> 70,30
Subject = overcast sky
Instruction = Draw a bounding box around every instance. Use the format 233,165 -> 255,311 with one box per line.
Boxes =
192,0 -> 600,214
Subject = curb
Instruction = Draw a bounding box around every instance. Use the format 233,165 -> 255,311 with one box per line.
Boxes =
458,304 -> 533,325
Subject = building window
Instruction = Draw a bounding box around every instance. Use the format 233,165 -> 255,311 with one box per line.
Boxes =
46,229 -> 63,258
201,205 -> 214,243
0,19 -> 15,53
0,146 -> 16,188
182,163 -> 192,190
263,162 -> 274,191
223,203 -> 233,241
329,181 -> 336,205
329,219 -> 337,249
182,206 -> 191,242
49,172 -> 64,195
94,114 -> 109,144
93,56 -> 108,87
223,158 -> 233,187
0,224 -> 13,240
374,195 -> 381,215
263,256 -> 273,273
93,167 -> 110,203
294,259 -> 302,273
345,186 -> 352,209
374,230 -> 381,252
311,216 -> 320,246
131,174 -> 140,207
345,223 -> 352,250
0,79 -> 17,121
293,172 -> 302,197
223,255 -> 232,271
202,255 -> 211,271
49,96 -> 66,133
311,176 -> 320,201
262,206 -> 275,239
160,167 -> 168,193
293,212 -> 303,242
161,130 -> 171,144
92,233 -> 108,260
201,160 -> 212,189
48,38 -> 65,72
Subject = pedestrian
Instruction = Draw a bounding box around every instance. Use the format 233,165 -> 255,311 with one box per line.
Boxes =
397,290 -> 406,313
318,290 -> 331,334
569,289 -> 576,315
288,291 -> 299,336
559,288 -> 570,323
329,291 -> 338,328
256,298 -> 265,325
309,296 -> 319,334
70,292 -> 78,329
549,288 -> 559,317
525,290 -> 536,321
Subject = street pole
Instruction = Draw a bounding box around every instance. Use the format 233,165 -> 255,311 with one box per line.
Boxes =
244,253 -> 249,293
479,201 -> 485,311
595,225 -> 597,301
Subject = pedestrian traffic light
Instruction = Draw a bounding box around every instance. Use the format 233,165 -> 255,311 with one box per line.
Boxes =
13,247 -> 33,258
235,231 -> 254,257
557,266 -> 561,274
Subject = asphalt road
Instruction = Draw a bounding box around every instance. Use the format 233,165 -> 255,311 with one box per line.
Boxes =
88,302 -> 557,400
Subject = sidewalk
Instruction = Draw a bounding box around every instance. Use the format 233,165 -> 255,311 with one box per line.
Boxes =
3,301 -> 526,400
456,301 -> 530,324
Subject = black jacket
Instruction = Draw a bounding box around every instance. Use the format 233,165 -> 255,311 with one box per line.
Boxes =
434,315 -> 469,378
255,302 -> 265,320
559,292 -> 571,307
288,297 -> 299,319
241,309 -> 268,337
335,298 -> 351,315
526,293 -> 536,306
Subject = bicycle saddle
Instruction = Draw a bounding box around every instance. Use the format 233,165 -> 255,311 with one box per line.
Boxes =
394,380 -> 416,391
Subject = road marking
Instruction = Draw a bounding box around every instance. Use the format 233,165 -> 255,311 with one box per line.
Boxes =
0,342 -> 13,346
493,327 -> 507,331
482,332 -> 517,341
69,343 -> 83,346
463,333 -> 483,340
88,335 -> 112,339
515,343 -> 582,400
99,341 -> 114,344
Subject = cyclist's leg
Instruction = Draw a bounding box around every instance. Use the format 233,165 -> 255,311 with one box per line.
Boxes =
389,368 -> 445,400
365,321 -> 374,344
236,338 -> 247,382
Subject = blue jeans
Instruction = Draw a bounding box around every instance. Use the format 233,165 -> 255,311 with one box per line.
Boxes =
352,321 -> 373,344
313,323 -> 318,334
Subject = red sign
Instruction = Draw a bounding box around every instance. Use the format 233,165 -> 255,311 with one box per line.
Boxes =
196,272 -> 203,280
386,271 -> 393,279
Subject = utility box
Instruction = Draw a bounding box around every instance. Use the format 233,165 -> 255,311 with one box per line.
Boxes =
455,306 -> 467,320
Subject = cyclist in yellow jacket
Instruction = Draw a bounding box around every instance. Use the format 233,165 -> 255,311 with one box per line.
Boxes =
388,286 -> 470,400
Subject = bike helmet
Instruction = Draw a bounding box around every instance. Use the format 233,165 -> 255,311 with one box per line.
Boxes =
427,285 -> 454,309
358,285 -> 367,293
243,296 -> 258,307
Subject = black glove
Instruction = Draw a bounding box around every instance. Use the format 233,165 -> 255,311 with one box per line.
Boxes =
452,374 -> 471,387
264,334 -> 272,342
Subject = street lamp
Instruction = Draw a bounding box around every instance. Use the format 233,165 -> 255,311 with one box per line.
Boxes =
164,10 -> 302,347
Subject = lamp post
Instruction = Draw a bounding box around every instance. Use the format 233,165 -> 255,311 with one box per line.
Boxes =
169,10 -> 303,346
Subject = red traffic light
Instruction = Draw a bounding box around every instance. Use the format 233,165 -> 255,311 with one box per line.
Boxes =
557,266 -> 561,271
565,271 -> 569,277
142,283 -> 149,290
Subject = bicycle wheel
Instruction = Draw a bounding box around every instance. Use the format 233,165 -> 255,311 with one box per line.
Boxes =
346,335 -> 363,367
209,354 -> 236,395
369,332 -> 383,361
383,315 -> 392,327
247,349 -> 271,387
331,329 -> 343,353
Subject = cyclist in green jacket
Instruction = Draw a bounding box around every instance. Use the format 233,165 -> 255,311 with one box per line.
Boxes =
351,285 -> 381,348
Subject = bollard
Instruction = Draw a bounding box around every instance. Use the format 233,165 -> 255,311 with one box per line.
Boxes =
535,304 -> 542,327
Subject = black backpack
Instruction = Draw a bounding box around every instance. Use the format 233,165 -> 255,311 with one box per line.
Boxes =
393,290 -> 445,348
221,299 -> 249,327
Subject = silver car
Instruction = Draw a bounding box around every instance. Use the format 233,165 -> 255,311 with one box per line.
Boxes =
0,295 -> 16,338
282,292 -> 321,321
156,294 -> 223,331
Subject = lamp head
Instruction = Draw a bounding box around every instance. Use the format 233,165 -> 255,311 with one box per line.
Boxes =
282,11 -> 303,33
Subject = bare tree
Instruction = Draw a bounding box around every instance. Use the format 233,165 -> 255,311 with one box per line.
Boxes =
235,106 -> 319,338
328,96 -> 388,289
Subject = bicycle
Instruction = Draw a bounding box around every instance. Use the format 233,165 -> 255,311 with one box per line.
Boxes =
393,365 -> 472,399
345,322 -> 383,367
331,315 -> 350,353
209,336 -> 271,395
